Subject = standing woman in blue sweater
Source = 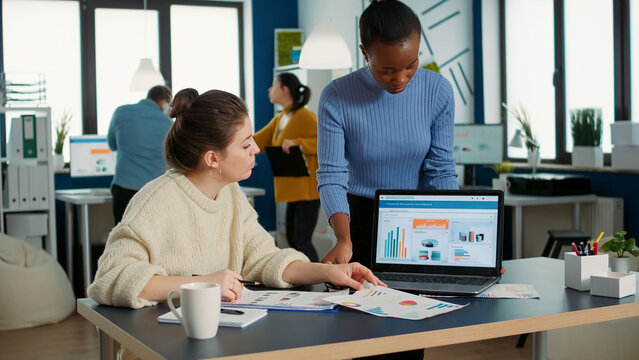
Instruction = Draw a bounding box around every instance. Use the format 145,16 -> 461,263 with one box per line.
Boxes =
317,0 -> 458,268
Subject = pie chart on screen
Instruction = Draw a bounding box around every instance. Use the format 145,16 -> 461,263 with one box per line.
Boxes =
399,300 -> 417,306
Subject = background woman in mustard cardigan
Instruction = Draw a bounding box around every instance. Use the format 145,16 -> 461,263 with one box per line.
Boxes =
254,73 -> 320,261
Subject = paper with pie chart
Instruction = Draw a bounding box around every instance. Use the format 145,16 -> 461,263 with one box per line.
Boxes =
323,283 -> 466,320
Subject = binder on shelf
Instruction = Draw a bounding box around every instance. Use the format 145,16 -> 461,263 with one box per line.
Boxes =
18,165 -> 30,209
35,116 -> 48,161
8,117 -> 23,161
21,115 -> 37,159
3,165 -> 20,209
264,146 -> 310,177
28,165 -> 49,209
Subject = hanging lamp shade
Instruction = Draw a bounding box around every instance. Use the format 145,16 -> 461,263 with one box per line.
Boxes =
299,18 -> 352,70
129,58 -> 165,92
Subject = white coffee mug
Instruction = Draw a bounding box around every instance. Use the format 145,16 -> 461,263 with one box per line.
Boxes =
167,282 -> 221,339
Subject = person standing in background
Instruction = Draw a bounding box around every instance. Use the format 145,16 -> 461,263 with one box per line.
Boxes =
317,0 -> 458,268
253,73 -> 321,261
107,85 -> 173,224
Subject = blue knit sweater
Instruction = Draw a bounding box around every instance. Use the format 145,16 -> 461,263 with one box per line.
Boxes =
317,66 -> 458,219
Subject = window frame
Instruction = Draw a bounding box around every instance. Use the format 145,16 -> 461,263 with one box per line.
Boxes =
81,0 -> 244,134
499,0 -> 630,165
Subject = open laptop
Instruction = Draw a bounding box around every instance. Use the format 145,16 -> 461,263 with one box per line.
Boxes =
371,189 -> 504,295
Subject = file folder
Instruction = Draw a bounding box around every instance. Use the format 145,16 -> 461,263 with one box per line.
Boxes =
3,165 -> 20,209
264,146 -> 309,177
28,165 -> 49,209
18,165 -> 30,209
8,117 -> 23,161
35,116 -> 48,161
21,114 -> 37,159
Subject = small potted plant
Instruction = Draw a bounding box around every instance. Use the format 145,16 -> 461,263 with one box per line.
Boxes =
600,231 -> 639,273
502,103 -> 539,166
53,109 -> 72,170
571,108 -> 603,168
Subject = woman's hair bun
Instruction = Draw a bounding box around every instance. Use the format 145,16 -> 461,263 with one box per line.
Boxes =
170,88 -> 199,119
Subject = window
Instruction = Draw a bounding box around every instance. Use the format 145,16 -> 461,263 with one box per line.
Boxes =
2,0 -> 81,160
502,0 -> 627,164
564,0 -> 614,153
504,0 -> 555,160
94,8 -> 160,135
170,4 -> 241,96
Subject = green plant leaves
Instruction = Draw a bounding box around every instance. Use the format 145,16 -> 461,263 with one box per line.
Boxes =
570,108 -> 602,147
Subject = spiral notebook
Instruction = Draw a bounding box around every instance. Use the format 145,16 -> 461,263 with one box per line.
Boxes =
157,307 -> 267,328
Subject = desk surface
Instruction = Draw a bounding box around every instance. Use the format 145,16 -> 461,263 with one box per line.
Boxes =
77,258 -> 639,360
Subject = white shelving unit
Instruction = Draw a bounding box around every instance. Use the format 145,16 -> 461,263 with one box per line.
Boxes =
0,106 -> 57,258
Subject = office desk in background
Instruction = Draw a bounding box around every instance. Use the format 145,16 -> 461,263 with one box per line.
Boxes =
77,257 -> 639,360
56,186 -> 266,294
504,194 -> 597,259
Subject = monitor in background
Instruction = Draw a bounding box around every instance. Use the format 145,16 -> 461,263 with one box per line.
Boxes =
453,124 -> 504,165
69,135 -> 116,177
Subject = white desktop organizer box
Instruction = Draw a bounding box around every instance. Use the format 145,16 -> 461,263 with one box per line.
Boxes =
564,253 -> 608,291
590,272 -> 636,298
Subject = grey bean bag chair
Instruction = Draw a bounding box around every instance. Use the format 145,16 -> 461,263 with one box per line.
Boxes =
0,233 -> 75,330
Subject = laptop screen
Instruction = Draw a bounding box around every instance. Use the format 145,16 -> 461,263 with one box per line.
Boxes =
374,191 -> 502,272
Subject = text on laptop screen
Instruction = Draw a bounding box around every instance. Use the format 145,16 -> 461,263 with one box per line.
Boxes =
375,194 -> 499,268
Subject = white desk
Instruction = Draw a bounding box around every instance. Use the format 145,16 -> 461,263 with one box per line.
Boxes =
55,186 -> 266,294
504,193 -> 597,259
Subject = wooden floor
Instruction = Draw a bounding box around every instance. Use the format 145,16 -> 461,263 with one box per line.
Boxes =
0,312 -> 531,359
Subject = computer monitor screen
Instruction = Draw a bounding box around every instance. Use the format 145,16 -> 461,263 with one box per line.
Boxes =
69,135 -> 116,177
453,124 -> 504,165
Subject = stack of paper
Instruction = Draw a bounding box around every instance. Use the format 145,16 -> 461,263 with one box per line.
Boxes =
158,307 -> 267,328
323,283 -> 467,320
222,287 -> 348,312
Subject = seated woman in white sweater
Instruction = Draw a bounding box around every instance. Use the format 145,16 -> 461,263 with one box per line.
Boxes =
88,88 -> 383,309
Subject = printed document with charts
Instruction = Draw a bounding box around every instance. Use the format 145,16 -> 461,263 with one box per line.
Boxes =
323,282 -> 466,320
222,287 -> 349,311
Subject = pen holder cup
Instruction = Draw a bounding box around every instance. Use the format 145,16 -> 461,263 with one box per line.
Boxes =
564,253 -> 608,291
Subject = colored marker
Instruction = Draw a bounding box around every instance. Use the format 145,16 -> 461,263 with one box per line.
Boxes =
571,242 -> 580,256
593,242 -> 599,255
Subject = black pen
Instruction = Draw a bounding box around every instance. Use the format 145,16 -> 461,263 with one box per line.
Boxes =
221,308 -> 244,315
191,274 -> 260,286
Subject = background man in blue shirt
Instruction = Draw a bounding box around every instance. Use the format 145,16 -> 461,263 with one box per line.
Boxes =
107,85 -> 173,223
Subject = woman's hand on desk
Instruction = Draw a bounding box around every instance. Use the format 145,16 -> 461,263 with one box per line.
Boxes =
323,263 -> 386,291
320,240 -> 352,264
199,269 -> 244,301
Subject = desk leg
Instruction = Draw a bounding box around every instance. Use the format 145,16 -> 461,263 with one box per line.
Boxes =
80,204 -> 92,295
98,328 -> 117,360
65,202 -> 74,281
532,331 -> 547,360
514,206 -> 524,259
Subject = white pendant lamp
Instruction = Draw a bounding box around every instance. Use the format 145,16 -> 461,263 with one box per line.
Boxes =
129,0 -> 165,92
299,18 -> 352,70
129,58 -> 165,92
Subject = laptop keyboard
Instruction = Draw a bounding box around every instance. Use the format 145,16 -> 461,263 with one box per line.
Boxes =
377,273 -> 490,286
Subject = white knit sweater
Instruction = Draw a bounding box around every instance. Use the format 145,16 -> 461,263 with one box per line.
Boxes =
88,170 -> 308,309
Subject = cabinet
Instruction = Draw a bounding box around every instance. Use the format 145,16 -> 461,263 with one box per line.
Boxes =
0,106 -> 57,258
